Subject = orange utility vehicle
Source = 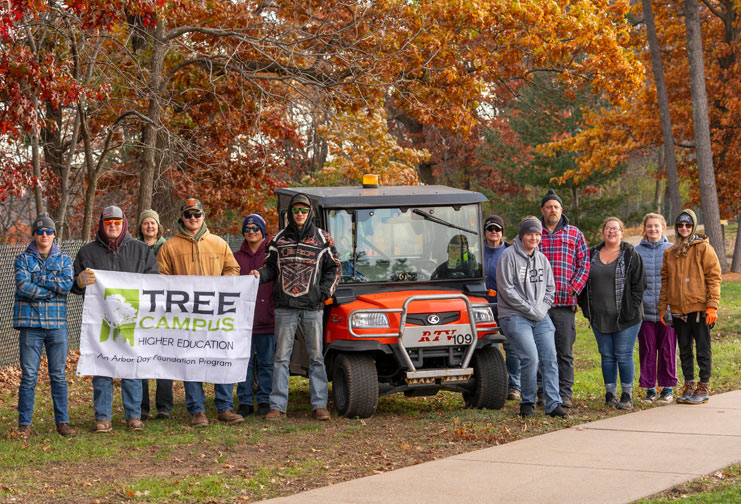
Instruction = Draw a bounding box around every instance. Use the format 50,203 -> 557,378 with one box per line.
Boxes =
280,180 -> 508,418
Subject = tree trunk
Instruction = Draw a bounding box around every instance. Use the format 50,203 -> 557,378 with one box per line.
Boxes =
683,0 -> 728,272
642,0 -> 682,221
731,213 -> 741,272
137,19 -> 166,218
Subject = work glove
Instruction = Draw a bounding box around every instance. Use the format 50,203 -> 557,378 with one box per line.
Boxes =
76,269 -> 95,288
705,307 -> 717,327
659,309 -> 668,327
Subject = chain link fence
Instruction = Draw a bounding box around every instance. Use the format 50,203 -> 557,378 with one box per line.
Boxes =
0,236 -> 243,367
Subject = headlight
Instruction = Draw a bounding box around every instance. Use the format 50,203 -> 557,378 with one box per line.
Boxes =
472,307 -> 495,323
351,312 -> 390,329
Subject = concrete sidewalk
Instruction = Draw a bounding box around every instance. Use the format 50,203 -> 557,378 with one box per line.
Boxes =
263,390 -> 741,504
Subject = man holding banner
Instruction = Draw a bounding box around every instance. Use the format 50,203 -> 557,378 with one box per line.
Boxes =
72,206 -> 159,433
157,198 -> 243,427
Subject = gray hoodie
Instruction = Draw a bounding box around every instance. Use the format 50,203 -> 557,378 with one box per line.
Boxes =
496,236 -> 555,322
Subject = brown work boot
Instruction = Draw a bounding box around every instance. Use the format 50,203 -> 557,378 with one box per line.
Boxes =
17,425 -> 31,439
94,420 -> 113,433
56,423 -> 77,437
313,407 -> 331,421
676,381 -> 696,404
687,382 -> 710,404
217,410 -> 244,425
265,409 -> 286,420
191,411 -> 209,427
127,418 -> 145,431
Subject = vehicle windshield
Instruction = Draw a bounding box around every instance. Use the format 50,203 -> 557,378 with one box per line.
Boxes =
327,205 -> 482,284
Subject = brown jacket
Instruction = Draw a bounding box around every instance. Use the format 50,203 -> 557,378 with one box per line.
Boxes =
659,235 -> 721,315
157,226 -> 240,277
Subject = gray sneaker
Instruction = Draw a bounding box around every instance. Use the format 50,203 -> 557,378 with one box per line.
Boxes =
642,389 -> 657,403
656,388 -> 674,403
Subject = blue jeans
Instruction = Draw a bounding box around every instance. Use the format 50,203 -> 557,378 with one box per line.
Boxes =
500,315 -> 561,413
502,339 -> 521,392
18,327 -> 70,425
93,376 -> 142,421
593,323 -> 641,389
270,308 -> 328,412
184,382 -> 234,415
237,333 -> 275,406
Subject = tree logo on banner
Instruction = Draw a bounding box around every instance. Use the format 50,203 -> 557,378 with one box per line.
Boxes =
100,289 -> 139,346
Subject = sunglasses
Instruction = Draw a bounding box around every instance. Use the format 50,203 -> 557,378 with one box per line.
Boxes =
291,207 -> 310,215
485,225 -> 502,233
244,225 -> 261,233
183,211 -> 203,219
102,218 -> 123,226
677,222 -> 693,229
35,228 -> 55,236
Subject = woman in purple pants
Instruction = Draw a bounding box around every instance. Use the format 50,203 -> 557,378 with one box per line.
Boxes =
635,213 -> 677,403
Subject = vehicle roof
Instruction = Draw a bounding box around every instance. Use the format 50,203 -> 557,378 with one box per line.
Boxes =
276,185 -> 488,208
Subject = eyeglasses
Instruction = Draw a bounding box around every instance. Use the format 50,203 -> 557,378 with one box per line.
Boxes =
35,228 -> 54,236
677,222 -> 693,229
244,225 -> 261,233
183,211 -> 203,219
485,225 -> 502,233
102,218 -> 123,226
291,207 -> 310,215
604,226 -> 622,232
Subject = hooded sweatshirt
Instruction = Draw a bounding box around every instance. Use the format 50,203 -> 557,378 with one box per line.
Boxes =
496,236 -> 555,322
659,209 -> 722,315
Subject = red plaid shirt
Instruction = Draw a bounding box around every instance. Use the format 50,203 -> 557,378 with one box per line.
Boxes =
539,216 -> 590,307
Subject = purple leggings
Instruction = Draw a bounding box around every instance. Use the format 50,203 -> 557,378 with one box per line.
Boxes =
638,320 -> 678,388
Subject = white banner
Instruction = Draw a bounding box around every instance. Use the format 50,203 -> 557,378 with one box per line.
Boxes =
77,269 -> 257,383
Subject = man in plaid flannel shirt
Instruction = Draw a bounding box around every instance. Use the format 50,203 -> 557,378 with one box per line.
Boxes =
13,213 -> 76,438
539,189 -> 590,407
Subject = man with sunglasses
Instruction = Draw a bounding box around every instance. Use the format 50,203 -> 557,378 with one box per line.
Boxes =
250,193 -> 341,421
157,198 -> 242,427
13,213 -> 76,439
483,215 -> 521,402
659,209 -> 721,404
72,206 -> 159,433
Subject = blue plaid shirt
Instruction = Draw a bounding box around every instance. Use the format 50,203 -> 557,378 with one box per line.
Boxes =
13,241 -> 74,329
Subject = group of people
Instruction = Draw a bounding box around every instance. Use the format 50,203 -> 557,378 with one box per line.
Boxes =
485,190 -> 722,418
13,187 -> 722,436
14,193 -> 340,437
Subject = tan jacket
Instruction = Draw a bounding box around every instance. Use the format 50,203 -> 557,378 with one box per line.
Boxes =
659,235 -> 721,315
157,228 -> 239,277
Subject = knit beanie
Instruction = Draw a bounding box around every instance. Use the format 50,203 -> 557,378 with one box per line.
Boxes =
242,213 -> 267,237
484,215 -> 505,232
519,217 -> 543,239
31,213 -> 56,234
541,189 -> 563,207
138,209 -> 161,228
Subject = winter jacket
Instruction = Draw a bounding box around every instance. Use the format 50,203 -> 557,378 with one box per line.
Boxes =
636,236 -> 672,322
495,237 -> 555,322
13,242 -> 74,329
157,223 -> 240,277
659,210 -> 721,315
539,214 -> 590,307
258,194 -> 341,311
72,232 -> 159,295
145,236 -> 167,256
578,241 -> 646,332
484,241 -> 509,303
234,237 -> 275,333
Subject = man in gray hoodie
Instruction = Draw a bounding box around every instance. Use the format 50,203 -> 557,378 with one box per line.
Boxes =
496,217 -> 566,418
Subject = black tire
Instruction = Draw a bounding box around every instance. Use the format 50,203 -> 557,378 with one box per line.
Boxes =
463,346 -> 507,410
332,353 -> 379,418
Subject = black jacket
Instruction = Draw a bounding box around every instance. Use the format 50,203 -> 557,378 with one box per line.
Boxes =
258,194 -> 341,310
71,232 -> 159,295
578,241 -> 646,331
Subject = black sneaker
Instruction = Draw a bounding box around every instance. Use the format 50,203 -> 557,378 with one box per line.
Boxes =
561,396 -> 572,408
237,404 -> 254,417
256,403 -> 271,416
656,388 -> 674,403
519,403 -> 535,418
617,392 -> 633,410
642,389 -> 657,403
155,411 -> 171,420
605,392 -> 618,408
547,405 -> 568,418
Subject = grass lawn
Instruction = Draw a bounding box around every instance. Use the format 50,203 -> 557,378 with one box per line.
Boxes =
1,276 -> 740,504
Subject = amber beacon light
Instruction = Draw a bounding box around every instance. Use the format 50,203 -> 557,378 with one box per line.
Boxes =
362,174 -> 379,188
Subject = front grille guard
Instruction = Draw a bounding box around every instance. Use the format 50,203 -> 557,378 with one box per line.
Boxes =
346,293 -> 492,372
